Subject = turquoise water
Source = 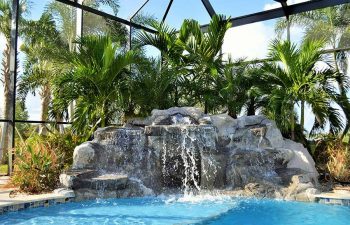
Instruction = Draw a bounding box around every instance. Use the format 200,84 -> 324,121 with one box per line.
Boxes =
1,196 -> 350,225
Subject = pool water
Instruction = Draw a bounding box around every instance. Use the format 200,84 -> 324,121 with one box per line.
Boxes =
1,196 -> 349,225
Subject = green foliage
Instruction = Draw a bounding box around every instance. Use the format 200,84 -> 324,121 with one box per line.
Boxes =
218,58 -> 262,118
11,131 -> 83,193
19,13 -> 70,125
52,35 -> 135,136
46,0 -> 127,50
0,164 -> 7,175
15,101 -> 31,139
12,137 -> 63,193
259,39 -> 348,138
44,130 -> 84,168
136,14 -> 231,113
313,134 -> 350,182
127,58 -> 177,116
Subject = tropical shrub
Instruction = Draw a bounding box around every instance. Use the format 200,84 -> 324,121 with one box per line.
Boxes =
11,130 -> 83,193
136,14 -> 231,113
259,39 -> 349,139
326,140 -> 350,183
44,130 -> 84,168
313,135 -> 350,183
218,58 -> 263,118
52,35 -> 135,137
12,137 -> 63,193
127,58 -> 177,116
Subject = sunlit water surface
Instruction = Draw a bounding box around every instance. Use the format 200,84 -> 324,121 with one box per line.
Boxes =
1,195 -> 350,225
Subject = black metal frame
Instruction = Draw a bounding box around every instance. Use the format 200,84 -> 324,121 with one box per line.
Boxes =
129,0 -> 150,50
56,0 -> 157,34
201,0 -> 350,30
2,0 -> 349,175
201,0 -> 216,18
162,0 -> 174,23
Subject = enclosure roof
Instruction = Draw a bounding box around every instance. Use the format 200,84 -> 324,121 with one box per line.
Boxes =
56,0 -> 349,32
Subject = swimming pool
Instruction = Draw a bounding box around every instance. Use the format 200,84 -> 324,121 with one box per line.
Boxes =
1,196 -> 349,225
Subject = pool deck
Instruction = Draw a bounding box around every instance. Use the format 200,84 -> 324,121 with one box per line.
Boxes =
0,176 -> 9,187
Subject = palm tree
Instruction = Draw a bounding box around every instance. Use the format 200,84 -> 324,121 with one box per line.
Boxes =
46,0 -> 123,51
275,4 -> 350,72
0,0 -> 29,162
46,0 -> 126,123
18,13 -> 68,134
179,16 -> 231,113
127,58 -> 177,116
260,39 -> 349,139
218,57 -> 263,118
52,35 -> 135,137
136,15 -> 231,113
275,5 -> 350,135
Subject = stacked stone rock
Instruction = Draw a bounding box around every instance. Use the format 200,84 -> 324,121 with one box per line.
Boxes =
60,107 -> 319,201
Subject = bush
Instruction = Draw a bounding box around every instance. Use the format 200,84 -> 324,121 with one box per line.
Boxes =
11,130 -> 84,193
12,138 -> 63,193
314,135 -> 350,183
44,130 -> 84,168
326,139 -> 350,183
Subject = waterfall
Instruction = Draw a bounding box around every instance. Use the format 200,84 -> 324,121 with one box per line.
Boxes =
180,127 -> 201,195
158,125 -> 218,196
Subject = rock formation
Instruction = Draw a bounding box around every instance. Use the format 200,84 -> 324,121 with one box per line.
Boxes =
60,107 -> 319,201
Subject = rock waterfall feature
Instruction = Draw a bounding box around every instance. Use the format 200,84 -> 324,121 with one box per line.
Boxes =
60,107 -> 319,201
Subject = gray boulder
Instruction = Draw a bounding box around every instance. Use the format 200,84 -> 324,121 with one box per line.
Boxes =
61,107 -> 319,202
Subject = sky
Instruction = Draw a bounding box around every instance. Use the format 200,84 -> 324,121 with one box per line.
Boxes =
0,0 -> 348,133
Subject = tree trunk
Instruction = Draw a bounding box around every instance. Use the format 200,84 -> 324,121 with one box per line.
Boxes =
291,105 -> 295,141
174,86 -> 179,107
333,51 -> 350,136
300,100 -> 305,132
247,97 -> 256,116
204,100 -> 208,114
286,19 -> 291,42
0,42 -> 12,164
38,84 -> 52,135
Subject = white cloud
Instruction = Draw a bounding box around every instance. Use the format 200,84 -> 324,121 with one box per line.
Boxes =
26,93 -> 41,120
222,22 -> 275,60
264,0 -> 309,11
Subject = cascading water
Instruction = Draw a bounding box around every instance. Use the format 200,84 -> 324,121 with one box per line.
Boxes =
159,125 -> 202,194
157,121 -> 218,196
180,127 -> 201,195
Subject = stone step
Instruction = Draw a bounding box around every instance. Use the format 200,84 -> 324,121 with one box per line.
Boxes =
60,171 -> 128,191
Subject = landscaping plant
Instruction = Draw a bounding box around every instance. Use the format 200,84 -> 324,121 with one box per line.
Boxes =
12,137 -> 63,193
11,130 -> 83,193
326,137 -> 350,183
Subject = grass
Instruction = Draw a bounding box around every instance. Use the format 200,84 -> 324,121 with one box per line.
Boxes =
0,164 -> 8,175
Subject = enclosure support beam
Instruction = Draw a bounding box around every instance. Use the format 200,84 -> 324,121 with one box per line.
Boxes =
200,0 -> 350,30
129,0 -> 150,51
130,0 -> 150,20
55,0 -> 157,34
201,0 -> 216,17
275,0 -> 290,41
162,0 -> 174,23
7,0 -> 20,174
274,0 -> 290,19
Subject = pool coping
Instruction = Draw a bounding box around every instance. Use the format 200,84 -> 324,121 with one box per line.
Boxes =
314,191 -> 350,206
0,188 -> 75,215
